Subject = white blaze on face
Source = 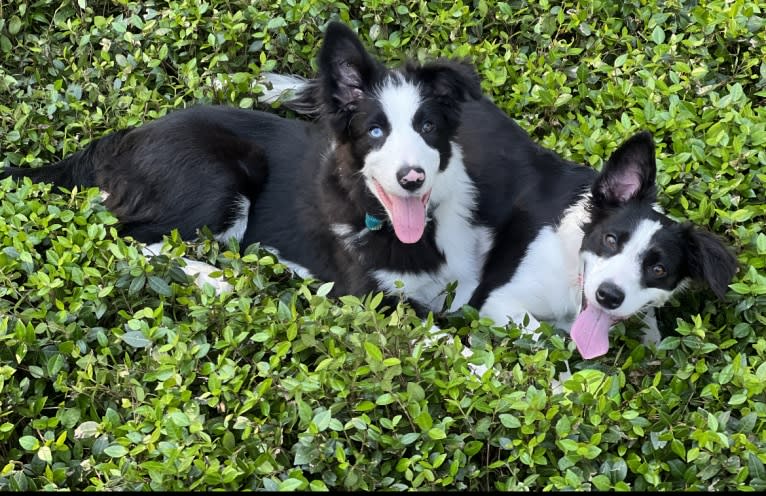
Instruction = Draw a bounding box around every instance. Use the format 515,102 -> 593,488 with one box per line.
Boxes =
581,219 -> 674,319
572,218 -> 674,359
363,76 -> 440,244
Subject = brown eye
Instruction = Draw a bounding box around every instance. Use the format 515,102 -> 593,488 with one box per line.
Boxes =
603,233 -> 617,250
652,264 -> 667,278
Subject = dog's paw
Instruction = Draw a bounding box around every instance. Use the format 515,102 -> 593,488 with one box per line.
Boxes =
640,308 -> 662,347
460,347 -> 490,377
417,323 -> 490,379
550,360 -> 573,395
421,323 -> 449,347
181,259 -> 233,295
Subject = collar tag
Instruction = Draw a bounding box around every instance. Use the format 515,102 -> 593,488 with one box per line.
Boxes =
365,213 -> 383,231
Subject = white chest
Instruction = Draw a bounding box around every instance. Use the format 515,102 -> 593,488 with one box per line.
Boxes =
372,148 -> 490,312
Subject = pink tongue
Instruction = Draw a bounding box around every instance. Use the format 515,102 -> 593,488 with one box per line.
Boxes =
389,195 -> 426,244
570,305 -> 615,359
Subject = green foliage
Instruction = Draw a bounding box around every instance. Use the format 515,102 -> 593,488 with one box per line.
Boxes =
1,0 -> 765,491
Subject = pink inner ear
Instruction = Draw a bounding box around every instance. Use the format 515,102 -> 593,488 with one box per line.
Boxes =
611,170 -> 642,202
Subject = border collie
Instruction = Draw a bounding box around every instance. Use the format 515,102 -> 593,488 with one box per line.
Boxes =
1,22 -> 490,314
468,131 -> 737,358
260,75 -> 737,360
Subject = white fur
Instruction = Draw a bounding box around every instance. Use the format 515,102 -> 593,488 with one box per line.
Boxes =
257,73 -> 491,311
641,307 -> 662,346
214,195 -> 250,244
141,242 -> 232,294
137,197 -> 250,295
261,246 -> 315,280
373,146 -> 492,312
363,76 -> 440,200
581,218 -> 674,319
480,199 -> 588,334
480,197 -> 678,346
331,222 -> 371,254
256,73 -> 307,105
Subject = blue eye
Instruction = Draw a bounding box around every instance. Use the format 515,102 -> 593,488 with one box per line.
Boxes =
421,120 -> 435,134
368,126 -> 383,138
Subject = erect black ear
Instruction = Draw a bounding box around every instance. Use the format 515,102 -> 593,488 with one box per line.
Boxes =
317,22 -> 383,112
412,59 -> 483,103
685,224 -> 738,299
592,131 -> 657,206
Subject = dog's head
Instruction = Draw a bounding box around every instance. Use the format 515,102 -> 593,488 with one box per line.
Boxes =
315,22 -> 482,244
572,131 -> 738,359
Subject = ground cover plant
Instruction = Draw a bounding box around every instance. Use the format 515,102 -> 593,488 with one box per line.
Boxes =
1,0 -> 765,491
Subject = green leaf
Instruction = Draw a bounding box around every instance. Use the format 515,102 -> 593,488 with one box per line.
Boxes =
728,282 -> 750,295
37,446 -> 53,463
728,392 -> 748,405
756,233 -> 766,254
148,276 -> 172,296
168,411 -> 190,427
499,414 -> 521,428
591,474 -> 612,491
558,439 -> 578,452
364,341 -> 383,362
316,281 -> 334,297
312,409 -> 332,432
464,440 -> 484,457
651,26 -> 665,44
415,411 -> 433,431
277,478 -> 303,491
400,433 -> 420,445
427,428 -> 446,440
103,444 -> 129,458
19,436 -> 39,451
355,401 -> 375,412
749,453 -> 766,480
407,382 -> 425,402
74,421 -> 100,439
8,16 -> 22,35
121,331 -> 152,348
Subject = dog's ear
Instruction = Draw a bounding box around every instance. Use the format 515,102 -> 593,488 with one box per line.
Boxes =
413,59 -> 483,103
684,225 -> 738,299
592,131 -> 657,206
317,22 -> 383,113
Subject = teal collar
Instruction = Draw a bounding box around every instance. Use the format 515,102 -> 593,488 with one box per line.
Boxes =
365,213 -> 384,231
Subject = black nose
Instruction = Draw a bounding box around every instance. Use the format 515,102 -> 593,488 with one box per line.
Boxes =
396,166 -> 426,191
595,282 -> 625,310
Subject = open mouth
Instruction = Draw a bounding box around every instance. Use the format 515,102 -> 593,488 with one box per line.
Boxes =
373,180 -> 431,244
569,299 -> 618,359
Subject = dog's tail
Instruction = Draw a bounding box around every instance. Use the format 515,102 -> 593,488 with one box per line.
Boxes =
0,129 -> 130,190
257,73 -> 323,117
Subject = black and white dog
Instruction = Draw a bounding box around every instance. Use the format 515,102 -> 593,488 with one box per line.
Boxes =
262,71 -> 737,359
1,22 -> 491,314
467,130 -> 737,358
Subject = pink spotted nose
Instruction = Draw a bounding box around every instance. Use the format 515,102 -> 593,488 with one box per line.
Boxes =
396,166 -> 426,192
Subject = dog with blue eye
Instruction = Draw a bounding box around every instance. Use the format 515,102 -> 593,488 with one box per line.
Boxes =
4,21 -> 737,361
261,70 -> 737,361
1,22 -> 491,316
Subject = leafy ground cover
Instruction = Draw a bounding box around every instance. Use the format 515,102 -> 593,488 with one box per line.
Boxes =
0,0 -> 765,491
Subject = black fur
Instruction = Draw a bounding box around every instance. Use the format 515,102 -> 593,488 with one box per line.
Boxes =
2,22 -> 482,312
281,75 -> 738,310
470,127 -> 737,310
